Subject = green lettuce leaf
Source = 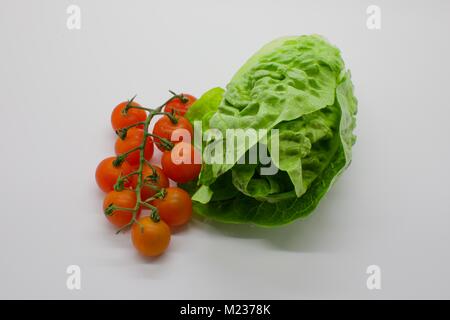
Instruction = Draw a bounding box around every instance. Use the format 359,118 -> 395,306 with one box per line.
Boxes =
185,87 -> 224,132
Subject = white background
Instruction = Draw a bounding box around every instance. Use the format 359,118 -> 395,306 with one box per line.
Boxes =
1,0 -> 450,299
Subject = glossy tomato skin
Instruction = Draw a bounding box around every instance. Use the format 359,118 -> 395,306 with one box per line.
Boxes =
111,100 -> 147,131
115,127 -> 154,166
131,216 -> 171,257
152,116 -> 193,151
103,190 -> 140,228
163,93 -> 196,116
95,157 -> 133,193
161,142 -> 202,183
151,187 -> 192,227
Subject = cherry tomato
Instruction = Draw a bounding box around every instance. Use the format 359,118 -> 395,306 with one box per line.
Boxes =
103,190 -> 140,228
115,127 -> 154,166
152,115 -> 193,151
163,93 -> 196,116
161,142 -> 201,183
131,216 -> 171,257
151,187 -> 192,227
132,164 -> 169,201
111,100 -> 147,131
95,157 -> 133,193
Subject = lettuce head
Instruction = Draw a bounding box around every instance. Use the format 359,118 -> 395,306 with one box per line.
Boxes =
183,35 -> 357,226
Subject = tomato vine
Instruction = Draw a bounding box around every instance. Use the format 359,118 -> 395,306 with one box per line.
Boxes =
104,92 -> 185,233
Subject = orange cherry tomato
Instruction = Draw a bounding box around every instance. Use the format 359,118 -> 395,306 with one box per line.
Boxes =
131,216 -> 171,257
152,115 -> 193,151
111,100 -> 147,131
115,127 -> 154,166
95,157 -> 133,193
103,190 -> 140,228
163,93 -> 196,116
151,187 -> 192,227
161,142 -> 201,183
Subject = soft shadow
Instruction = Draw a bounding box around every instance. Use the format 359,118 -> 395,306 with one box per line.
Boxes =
193,190 -> 343,253
134,250 -> 170,264
170,223 -> 190,234
126,251 -> 173,280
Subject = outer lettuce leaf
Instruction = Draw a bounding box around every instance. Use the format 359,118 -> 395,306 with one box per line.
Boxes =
185,87 -> 224,132
185,87 -> 224,172
336,71 -> 357,162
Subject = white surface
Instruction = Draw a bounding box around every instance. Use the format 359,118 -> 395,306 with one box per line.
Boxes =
1,0 -> 450,299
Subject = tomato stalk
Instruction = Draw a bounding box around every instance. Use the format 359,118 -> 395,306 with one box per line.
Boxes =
104,204 -> 135,216
113,146 -> 141,166
142,188 -> 167,204
122,91 -> 186,115
142,183 -> 162,192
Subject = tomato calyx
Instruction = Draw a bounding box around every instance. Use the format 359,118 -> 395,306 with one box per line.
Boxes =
164,92 -> 196,116
169,90 -> 189,104
164,109 -> 179,124
116,128 -> 128,140
113,174 -> 126,191
104,203 -> 115,216
150,209 -> 161,223
121,94 -> 138,116
147,132 -> 174,151
144,164 -> 159,183
115,121 -> 145,140
113,146 -> 141,166
112,155 -> 126,167
113,170 -> 139,191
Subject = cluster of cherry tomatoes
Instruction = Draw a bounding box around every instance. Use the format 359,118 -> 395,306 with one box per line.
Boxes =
95,93 -> 201,257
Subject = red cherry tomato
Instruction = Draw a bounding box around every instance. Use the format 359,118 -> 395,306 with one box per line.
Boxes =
95,157 -> 133,193
161,142 -> 201,183
163,93 -> 196,116
111,100 -> 147,131
103,190 -> 141,228
151,187 -> 192,227
115,127 -> 154,166
152,115 -> 193,151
